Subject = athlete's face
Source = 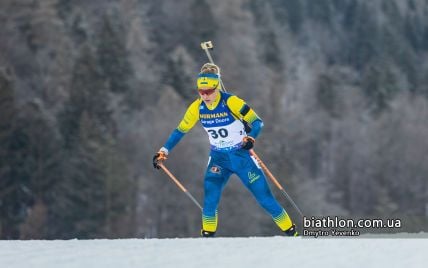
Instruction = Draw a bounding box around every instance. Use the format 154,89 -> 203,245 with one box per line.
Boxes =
198,88 -> 219,106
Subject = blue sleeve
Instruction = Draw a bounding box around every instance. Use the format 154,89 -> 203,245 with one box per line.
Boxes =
247,119 -> 264,139
163,129 -> 186,152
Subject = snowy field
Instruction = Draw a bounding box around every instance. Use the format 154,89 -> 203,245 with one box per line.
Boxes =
1,235 -> 427,268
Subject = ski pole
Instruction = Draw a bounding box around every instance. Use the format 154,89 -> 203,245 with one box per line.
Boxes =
200,41 -> 227,92
250,149 -> 304,218
158,163 -> 202,211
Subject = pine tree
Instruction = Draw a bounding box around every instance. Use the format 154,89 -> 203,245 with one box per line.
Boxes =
0,68 -> 23,239
97,15 -> 132,95
0,69 -> 40,238
52,45 -> 132,238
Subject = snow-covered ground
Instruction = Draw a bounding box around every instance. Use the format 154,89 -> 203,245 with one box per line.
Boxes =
1,235 -> 427,268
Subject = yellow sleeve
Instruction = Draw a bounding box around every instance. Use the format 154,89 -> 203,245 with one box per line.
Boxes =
226,95 -> 260,123
177,99 -> 201,133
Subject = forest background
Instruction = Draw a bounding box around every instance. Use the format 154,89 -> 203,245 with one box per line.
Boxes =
1,0 -> 428,239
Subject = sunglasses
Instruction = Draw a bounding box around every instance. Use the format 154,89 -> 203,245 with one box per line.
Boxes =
198,88 -> 217,96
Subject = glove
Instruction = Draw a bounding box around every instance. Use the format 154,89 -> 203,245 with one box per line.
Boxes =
241,136 -> 255,150
152,150 -> 168,169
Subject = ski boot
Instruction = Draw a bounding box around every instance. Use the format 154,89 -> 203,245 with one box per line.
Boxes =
284,224 -> 299,237
201,229 -> 216,238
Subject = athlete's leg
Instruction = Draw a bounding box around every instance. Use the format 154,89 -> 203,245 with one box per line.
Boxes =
232,150 -> 293,231
202,155 -> 231,235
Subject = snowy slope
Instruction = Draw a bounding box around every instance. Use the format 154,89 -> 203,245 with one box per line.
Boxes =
1,236 -> 427,268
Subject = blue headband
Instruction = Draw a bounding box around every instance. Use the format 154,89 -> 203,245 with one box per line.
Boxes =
198,73 -> 219,79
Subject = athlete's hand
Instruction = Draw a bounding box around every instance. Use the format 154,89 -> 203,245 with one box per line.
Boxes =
241,136 -> 255,150
152,151 -> 168,169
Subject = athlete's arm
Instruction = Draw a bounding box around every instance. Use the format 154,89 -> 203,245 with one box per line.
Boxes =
161,99 -> 200,153
226,95 -> 264,138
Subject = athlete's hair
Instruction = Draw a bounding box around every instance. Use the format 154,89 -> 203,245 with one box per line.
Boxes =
200,63 -> 220,75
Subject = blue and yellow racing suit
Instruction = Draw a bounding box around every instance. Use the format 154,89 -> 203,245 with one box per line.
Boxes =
162,91 -> 292,233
